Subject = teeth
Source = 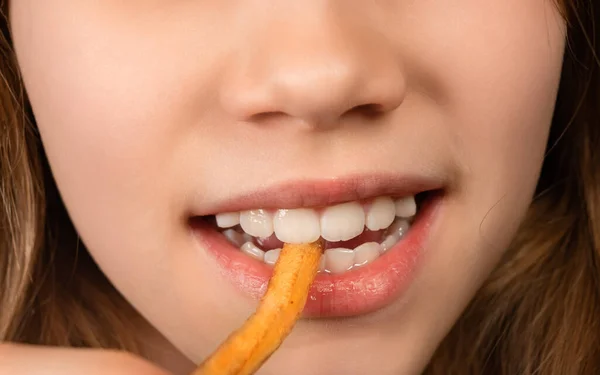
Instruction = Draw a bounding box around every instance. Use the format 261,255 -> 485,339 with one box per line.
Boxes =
264,248 -> 282,266
223,217 -> 411,273
380,235 -> 399,253
381,219 -> 410,252
390,219 -> 410,237
395,196 -> 417,218
222,229 -> 246,247
218,195 -> 419,270
242,233 -> 254,243
215,212 -> 240,228
319,256 -> 327,272
320,202 -> 365,242
365,196 -> 396,231
353,242 -> 381,267
216,195 -> 417,242
240,242 -> 265,261
240,209 -> 274,238
324,248 -> 355,274
273,208 -> 320,243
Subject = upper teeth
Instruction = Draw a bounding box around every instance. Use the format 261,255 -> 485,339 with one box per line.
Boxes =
215,195 -> 417,243
274,208 -> 321,243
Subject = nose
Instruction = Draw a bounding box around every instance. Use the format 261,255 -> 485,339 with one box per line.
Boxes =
220,7 -> 406,129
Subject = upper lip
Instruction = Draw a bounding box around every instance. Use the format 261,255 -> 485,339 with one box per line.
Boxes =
196,173 -> 444,215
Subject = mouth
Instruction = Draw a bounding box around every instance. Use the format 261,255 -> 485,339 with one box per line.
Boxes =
207,194 -> 422,272
189,176 -> 444,318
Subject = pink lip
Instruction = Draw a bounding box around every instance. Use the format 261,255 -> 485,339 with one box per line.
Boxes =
194,173 -> 444,215
190,192 -> 443,318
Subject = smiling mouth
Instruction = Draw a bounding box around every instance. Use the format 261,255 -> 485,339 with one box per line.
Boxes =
196,193 -> 428,274
189,175 -> 444,317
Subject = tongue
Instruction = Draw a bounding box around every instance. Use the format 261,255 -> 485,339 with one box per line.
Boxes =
256,229 -> 385,251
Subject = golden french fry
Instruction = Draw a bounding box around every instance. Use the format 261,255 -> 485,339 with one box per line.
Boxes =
193,241 -> 322,375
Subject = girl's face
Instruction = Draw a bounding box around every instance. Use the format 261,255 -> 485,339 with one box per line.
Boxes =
11,1 -> 565,374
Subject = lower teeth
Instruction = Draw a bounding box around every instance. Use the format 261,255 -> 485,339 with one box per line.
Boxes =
222,218 -> 411,274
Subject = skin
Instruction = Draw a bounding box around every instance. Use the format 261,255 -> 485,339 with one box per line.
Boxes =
10,1 -> 566,374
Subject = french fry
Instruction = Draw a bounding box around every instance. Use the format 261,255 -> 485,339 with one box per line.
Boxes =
193,241 -> 323,375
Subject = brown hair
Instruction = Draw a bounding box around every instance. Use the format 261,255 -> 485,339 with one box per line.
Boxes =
1,1 -> 598,373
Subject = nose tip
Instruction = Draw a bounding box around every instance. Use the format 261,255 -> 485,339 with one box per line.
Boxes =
219,15 -> 406,129
222,60 -> 405,127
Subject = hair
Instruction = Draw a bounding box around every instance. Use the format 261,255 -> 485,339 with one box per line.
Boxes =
1,0 -> 598,373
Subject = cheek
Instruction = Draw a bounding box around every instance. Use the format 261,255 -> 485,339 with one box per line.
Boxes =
10,5 -> 251,348
9,3 -> 220,298
404,1 -> 565,157
417,1 -> 565,246
10,2 -> 224,247
381,2 -> 566,308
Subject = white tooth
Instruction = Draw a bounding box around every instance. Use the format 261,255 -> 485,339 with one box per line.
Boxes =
319,256 -> 327,272
223,229 -> 246,247
241,242 -> 265,261
325,248 -> 355,274
240,209 -> 274,238
264,248 -> 281,266
365,197 -> 395,231
320,202 -> 365,242
395,196 -> 417,218
390,219 -> 410,238
380,234 -> 399,253
354,242 -> 381,267
273,208 -> 320,243
215,212 -> 240,228
380,219 -> 410,252
242,233 -> 254,243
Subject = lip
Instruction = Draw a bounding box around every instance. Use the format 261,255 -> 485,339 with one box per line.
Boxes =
193,173 -> 444,215
190,191 -> 444,318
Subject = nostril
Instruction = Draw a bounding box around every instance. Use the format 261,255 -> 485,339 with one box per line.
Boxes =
247,111 -> 287,123
244,104 -> 385,126
344,103 -> 387,119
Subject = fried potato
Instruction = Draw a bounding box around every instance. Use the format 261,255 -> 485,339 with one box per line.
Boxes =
194,241 -> 322,375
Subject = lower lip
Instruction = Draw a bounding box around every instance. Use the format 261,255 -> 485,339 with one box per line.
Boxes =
191,195 -> 442,318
